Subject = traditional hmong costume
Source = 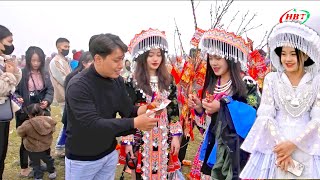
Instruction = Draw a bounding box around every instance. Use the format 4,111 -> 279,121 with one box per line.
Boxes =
119,28 -> 183,180
240,12 -> 320,179
193,28 -> 261,179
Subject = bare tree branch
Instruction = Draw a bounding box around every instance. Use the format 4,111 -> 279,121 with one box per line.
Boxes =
195,0 -> 200,10
241,24 -> 262,34
236,10 -> 249,34
174,18 -> 186,56
191,0 -> 198,30
239,13 -> 257,35
210,4 -> 213,29
212,0 -> 234,28
256,30 -> 268,49
260,43 -> 268,49
226,10 -> 239,31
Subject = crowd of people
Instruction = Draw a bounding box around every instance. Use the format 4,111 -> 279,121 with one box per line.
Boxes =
0,8 -> 320,180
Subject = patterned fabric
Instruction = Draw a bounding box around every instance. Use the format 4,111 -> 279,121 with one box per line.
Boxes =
240,72 -> 320,179
119,78 -> 182,179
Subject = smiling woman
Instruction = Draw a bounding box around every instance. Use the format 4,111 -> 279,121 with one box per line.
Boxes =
240,11 -> 320,179
119,28 -> 182,180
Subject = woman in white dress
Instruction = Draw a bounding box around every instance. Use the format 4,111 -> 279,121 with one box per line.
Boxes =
240,14 -> 320,179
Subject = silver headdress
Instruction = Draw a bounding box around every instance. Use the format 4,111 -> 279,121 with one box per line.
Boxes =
128,28 -> 168,60
199,28 -> 250,72
268,10 -> 320,75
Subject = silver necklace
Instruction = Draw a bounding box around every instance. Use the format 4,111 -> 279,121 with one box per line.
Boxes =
214,79 -> 232,94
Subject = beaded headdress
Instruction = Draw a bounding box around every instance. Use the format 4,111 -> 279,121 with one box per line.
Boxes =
128,28 -> 168,60
199,28 -> 250,71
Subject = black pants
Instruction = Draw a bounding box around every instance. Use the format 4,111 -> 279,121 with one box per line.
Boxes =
16,117 -> 29,170
0,122 -> 10,179
178,135 -> 190,164
19,141 -> 29,169
28,149 -> 55,179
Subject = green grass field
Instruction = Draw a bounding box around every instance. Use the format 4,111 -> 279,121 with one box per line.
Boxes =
2,105 -> 202,180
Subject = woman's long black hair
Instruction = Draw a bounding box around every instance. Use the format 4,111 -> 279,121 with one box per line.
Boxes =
25,46 -> 46,83
202,54 -> 247,100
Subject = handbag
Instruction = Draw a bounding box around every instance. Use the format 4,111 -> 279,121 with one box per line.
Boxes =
0,97 -> 14,122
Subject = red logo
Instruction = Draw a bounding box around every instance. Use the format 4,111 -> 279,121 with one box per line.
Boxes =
279,8 -> 310,24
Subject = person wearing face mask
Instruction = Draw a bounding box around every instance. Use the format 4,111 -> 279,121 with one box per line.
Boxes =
121,59 -> 132,80
48,37 -> 72,158
0,24 -> 22,179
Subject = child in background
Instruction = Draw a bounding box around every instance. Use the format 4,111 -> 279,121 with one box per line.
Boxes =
17,103 -> 57,180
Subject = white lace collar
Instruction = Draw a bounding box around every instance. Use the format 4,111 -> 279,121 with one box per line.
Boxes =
280,71 -> 312,87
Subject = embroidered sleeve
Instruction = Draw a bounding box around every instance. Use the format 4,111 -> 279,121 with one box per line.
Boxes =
291,77 -> 320,155
241,73 -> 286,154
167,82 -> 182,136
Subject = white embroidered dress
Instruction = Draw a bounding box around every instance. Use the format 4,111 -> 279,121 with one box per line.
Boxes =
240,72 -> 320,179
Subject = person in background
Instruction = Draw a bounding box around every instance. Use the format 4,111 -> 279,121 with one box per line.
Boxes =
17,103 -> 57,180
121,59 -> 132,79
49,37 -> 71,158
70,50 -> 82,71
15,46 -> 54,178
44,56 -> 52,73
0,24 -> 22,179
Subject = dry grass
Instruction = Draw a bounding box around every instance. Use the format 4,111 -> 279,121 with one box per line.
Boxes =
2,105 -> 202,180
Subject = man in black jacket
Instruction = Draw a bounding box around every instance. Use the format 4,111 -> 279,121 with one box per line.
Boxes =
65,33 -> 158,179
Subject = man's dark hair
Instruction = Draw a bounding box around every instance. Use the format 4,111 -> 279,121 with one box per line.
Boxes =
89,33 -> 128,58
56,37 -> 70,46
0,25 -> 12,41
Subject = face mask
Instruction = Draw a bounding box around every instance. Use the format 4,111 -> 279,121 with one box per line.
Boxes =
61,49 -> 69,57
2,44 -> 15,55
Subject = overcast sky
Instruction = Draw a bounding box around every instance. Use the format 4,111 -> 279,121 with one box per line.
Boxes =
1,1 -> 318,58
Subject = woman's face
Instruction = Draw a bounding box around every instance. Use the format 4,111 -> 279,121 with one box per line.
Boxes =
30,53 -> 41,71
280,46 -> 304,73
209,54 -> 229,76
0,36 -> 13,55
147,48 -> 162,72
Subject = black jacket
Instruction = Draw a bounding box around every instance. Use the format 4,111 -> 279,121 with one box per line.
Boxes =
65,65 -> 138,161
15,69 -> 54,126
61,70 -> 80,125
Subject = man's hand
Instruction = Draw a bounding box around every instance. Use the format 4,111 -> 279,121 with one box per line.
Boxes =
133,112 -> 159,131
138,102 -> 160,115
